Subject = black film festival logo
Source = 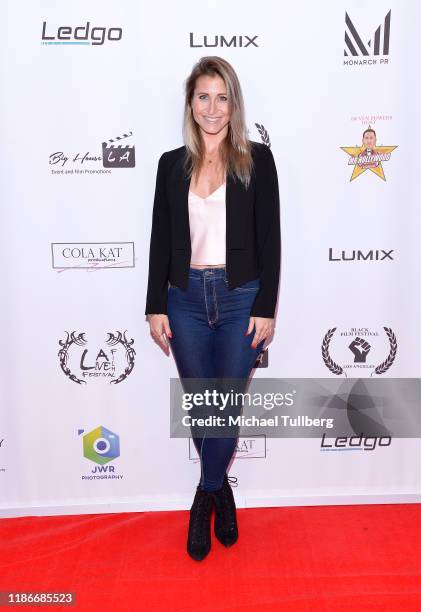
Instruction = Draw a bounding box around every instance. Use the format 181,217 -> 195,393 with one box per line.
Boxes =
41,21 -> 123,46
322,327 -> 397,377
49,131 -> 135,173
58,331 -> 135,384
344,10 -> 391,63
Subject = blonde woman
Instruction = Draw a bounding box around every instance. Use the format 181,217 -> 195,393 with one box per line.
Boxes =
145,56 -> 281,561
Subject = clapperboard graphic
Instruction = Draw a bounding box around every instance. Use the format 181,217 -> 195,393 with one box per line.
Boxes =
102,131 -> 135,168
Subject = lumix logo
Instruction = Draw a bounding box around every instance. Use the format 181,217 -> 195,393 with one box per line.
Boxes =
320,432 -> 392,451
51,242 -> 135,270
49,131 -> 135,174
322,326 -> 397,377
190,33 -> 258,48
59,331 -> 135,384
329,249 -> 394,262
344,10 -> 391,64
41,21 -> 123,46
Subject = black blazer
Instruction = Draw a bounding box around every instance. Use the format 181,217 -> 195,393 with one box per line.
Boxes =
145,140 -> 281,318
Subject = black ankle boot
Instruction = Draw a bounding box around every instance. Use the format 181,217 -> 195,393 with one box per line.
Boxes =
210,474 -> 238,547
187,484 -> 214,561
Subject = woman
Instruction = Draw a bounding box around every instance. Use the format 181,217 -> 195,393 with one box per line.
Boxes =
145,56 -> 281,561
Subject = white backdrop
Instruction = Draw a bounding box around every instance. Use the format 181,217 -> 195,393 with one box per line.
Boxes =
1,0 -> 421,517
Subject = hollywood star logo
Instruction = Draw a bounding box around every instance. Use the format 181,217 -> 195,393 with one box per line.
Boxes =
340,126 -> 397,181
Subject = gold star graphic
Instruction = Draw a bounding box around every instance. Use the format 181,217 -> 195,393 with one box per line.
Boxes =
340,144 -> 397,181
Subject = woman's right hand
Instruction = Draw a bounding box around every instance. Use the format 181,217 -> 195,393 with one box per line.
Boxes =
147,314 -> 173,355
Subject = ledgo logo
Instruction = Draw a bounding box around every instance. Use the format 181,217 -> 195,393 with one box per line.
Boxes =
58,331 -> 135,384
320,432 -> 392,451
41,21 -> 122,46
344,10 -> 391,63
322,326 -> 397,377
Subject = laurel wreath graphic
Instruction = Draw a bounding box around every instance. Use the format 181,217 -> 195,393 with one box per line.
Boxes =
321,328 -> 345,376
255,123 -> 271,147
371,327 -> 397,376
58,330 -> 135,385
322,326 -> 397,377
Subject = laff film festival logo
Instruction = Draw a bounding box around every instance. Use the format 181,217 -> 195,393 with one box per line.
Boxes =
58,331 -> 135,384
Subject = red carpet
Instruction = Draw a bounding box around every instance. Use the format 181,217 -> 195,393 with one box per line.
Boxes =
1,503 -> 421,611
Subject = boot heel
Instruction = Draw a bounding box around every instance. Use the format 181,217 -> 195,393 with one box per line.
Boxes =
210,474 -> 239,547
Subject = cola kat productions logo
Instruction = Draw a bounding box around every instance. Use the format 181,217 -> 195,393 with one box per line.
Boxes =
79,425 -> 123,480
344,10 -> 391,66
51,242 -> 135,270
341,125 -> 397,181
49,131 -> 135,174
322,326 -> 397,377
59,331 -> 135,384
189,435 -> 266,461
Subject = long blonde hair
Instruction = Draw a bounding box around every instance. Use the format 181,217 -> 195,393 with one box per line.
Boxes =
182,56 -> 254,189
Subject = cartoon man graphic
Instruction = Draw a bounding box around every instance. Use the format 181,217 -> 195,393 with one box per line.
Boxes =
341,125 -> 397,181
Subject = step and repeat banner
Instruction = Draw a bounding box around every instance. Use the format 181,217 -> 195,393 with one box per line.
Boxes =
1,0 -> 421,517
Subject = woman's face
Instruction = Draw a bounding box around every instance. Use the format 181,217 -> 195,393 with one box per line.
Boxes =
191,74 -> 231,137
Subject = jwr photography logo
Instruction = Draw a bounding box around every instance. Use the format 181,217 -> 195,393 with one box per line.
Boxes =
340,125 -> 397,181
79,425 -> 123,480
344,10 -> 391,65
322,326 -> 397,377
49,131 -> 136,174
58,331 -> 135,384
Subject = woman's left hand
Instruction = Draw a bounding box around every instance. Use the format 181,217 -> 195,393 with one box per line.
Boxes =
246,317 -> 275,349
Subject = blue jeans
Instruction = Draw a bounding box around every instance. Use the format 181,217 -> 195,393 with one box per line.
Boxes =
167,266 -> 265,491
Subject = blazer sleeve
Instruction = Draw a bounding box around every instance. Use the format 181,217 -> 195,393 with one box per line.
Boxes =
145,152 -> 170,315
250,144 -> 281,318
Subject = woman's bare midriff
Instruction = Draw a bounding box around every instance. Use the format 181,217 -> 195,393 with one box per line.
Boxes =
190,263 -> 225,269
